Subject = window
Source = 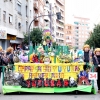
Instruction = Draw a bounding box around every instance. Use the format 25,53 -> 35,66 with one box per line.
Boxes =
15,15 -> 17,29
30,10 -> 31,18
9,0 -> 12,2
56,32 -> 59,36
60,33 -> 63,37
56,39 -> 59,42
3,11 -> 6,22
17,2 -> 21,15
68,26 -> 71,29
26,6 -> 28,17
75,27 -> 79,29
9,14 -> 13,24
66,36 -> 69,39
26,21 -> 28,32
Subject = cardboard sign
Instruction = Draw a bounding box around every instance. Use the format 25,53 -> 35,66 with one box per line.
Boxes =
88,72 -> 98,80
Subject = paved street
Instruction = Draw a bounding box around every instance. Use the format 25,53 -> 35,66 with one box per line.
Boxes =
0,77 -> 100,100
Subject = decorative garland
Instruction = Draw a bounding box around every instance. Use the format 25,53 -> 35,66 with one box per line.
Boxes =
57,54 -> 72,63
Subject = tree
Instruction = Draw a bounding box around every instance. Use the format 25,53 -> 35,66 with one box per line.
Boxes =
23,28 -> 43,46
85,24 -> 100,48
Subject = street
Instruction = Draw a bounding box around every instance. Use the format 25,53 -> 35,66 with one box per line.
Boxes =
0,78 -> 100,100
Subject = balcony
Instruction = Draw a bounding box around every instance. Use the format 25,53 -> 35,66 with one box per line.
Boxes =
44,5 -> 50,12
44,21 -> 50,27
44,11 -> 50,22
34,1 -> 38,10
34,14 -> 39,21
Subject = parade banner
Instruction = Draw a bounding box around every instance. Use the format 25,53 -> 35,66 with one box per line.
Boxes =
15,63 -> 84,80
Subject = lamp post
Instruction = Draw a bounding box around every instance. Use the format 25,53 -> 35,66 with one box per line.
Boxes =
28,12 -> 61,55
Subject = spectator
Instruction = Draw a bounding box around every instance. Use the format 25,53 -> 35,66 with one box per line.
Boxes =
93,48 -> 100,94
6,46 -> 14,64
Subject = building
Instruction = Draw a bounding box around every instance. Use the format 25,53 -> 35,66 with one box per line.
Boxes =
0,0 -> 33,50
52,0 -> 65,45
33,0 -> 45,29
33,0 -> 65,45
73,16 -> 90,49
64,24 -> 74,46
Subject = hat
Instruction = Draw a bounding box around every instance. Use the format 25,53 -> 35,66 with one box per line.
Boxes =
83,44 -> 90,50
94,48 -> 100,54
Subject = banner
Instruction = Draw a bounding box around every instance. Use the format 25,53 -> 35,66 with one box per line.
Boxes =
15,63 -> 84,80
0,27 -> 7,39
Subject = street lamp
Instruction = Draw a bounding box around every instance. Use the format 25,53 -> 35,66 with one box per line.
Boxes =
28,12 -> 61,47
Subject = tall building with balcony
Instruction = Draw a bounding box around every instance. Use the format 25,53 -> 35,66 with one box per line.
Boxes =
52,0 -> 65,45
33,0 -> 45,29
73,16 -> 90,49
0,0 -> 33,50
44,0 -> 50,27
64,24 -> 74,46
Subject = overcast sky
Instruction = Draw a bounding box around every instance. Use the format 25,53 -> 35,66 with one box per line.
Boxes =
65,0 -> 100,29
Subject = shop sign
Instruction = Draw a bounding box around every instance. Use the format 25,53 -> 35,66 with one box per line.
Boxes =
0,27 -> 7,39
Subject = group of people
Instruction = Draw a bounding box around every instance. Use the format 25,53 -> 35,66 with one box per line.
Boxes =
0,45 -> 29,78
82,44 -> 100,94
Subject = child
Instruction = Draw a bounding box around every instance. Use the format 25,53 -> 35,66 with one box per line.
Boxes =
93,48 -> 100,93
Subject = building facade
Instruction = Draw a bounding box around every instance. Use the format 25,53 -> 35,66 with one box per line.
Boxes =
33,0 -> 45,29
0,0 -> 33,50
64,24 -> 74,46
33,0 -> 65,45
52,0 -> 65,45
73,16 -> 90,49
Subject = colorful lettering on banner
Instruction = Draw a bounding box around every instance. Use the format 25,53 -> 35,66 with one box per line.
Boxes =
64,79 -> 69,87
67,66 -> 70,72
15,63 -> 84,80
37,66 -> 42,72
32,80 -> 36,87
74,66 -> 80,71
24,66 -> 31,72
56,79 -> 62,87
29,73 -> 32,78
58,66 -> 62,72
20,78 -> 70,88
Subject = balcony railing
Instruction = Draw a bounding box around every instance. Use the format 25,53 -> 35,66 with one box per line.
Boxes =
34,1 -> 38,9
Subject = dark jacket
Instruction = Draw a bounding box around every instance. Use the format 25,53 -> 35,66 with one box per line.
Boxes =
93,55 -> 100,66
84,51 -> 94,63
6,52 -> 14,64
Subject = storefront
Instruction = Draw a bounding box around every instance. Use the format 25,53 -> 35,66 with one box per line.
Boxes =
0,27 -> 17,50
10,38 -> 23,50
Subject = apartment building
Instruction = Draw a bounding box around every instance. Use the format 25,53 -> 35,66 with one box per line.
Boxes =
0,0 -> 33,50
64,24 -> 74,46
53,0 -> 65,45
33,0 -> 45,29
73,16 -> 90,49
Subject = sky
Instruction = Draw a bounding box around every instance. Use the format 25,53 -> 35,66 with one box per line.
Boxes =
65,0 -> 100,29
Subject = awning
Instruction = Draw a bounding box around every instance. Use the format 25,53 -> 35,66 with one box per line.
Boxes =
7,34 -> 16,40
10,38 -> 23,44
